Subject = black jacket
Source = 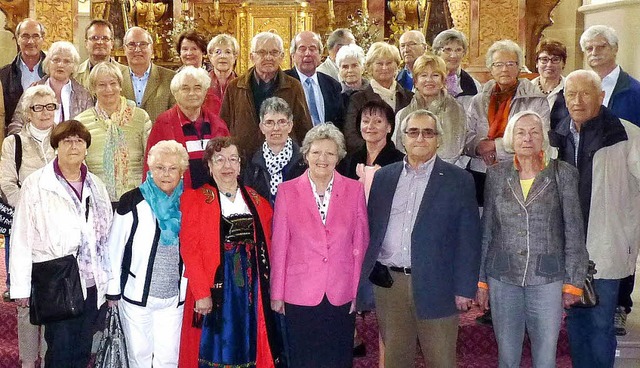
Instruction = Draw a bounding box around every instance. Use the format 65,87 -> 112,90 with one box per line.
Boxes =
0,52 -> 46,131
337,141 -> 404,180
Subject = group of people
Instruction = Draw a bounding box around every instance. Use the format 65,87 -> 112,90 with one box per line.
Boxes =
0,14 -> 637,368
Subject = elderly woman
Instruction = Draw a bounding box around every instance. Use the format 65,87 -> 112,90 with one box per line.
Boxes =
9,41 -> 93,134
338,100 -> 403,188
344,42 -> 413,152
10,120 -> 112,367
336,43 -> 368,96
476,110 -> 588,367
177,30 -> 209,71
531,39 -> 569,130
466,39 -> 549,206
207,34 -> 239,103
145,66 -> 229,190
0,85 -> 57,368
76,62 -> 152,205
394,54 -> 468,166
242,97 -> 306,205
179,136 -> 283,368
106,140 -> 189,368
432,29 -> 482,110
271,124 -> 369,367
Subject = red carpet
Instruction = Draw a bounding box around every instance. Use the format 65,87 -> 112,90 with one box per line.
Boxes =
0,254 -> 573,367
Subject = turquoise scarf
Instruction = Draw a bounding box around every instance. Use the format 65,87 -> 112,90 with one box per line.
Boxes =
139,173 -> 184,246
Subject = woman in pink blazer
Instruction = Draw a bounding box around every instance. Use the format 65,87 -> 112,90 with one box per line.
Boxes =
270,124 -> 369,368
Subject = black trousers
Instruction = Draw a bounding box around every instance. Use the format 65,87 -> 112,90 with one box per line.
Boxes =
44,286 -> 106,368
285,296 -> 355,368
618,273 -> 635,314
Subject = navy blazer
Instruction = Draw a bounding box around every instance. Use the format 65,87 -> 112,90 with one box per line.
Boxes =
285,68 -> 345,130
609,68 -> 640,127
356,157 -> 482,319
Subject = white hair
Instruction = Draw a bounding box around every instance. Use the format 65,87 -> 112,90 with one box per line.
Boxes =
565,69 -> 603,92
42,41 -> 81,76
502,110 -> 550,154
250,32 -> 284,53
485,39 -> 524,69
335,44 -> 365,68
170,66 -> 212,95
147,140 -> 190,173
580,25 -> 618,51
289,31 -> 324,54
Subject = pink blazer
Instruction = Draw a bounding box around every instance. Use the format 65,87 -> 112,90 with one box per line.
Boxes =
270,170 -> 369,307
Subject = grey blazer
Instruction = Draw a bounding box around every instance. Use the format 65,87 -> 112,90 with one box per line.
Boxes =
480,159 -> 588,288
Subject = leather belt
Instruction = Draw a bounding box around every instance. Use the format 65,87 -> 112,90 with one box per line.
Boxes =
389,266 -> 411,275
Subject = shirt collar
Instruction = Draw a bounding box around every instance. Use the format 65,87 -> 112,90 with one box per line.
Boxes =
129,64 -> 151,79
297,67 -> 319,85
602,64 -> 621,85
402,154 -> 436,176
308,171 -> 334,194
19,55 -> 41,73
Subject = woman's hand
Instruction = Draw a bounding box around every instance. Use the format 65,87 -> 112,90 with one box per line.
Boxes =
475,288 -> 490,311
107,300 -> 119,308
15,298 -> 29,308
271,300 -> 285,315
562,292 -> 582,309
476,139 -> 497,166
455,296 -> 474,311
195,297 -> 213,315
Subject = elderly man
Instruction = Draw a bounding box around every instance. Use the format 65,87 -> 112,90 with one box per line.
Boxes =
358,110 -> 481,368
317,28 -> 355,81
0,19 -> 46,135
220,31 -> 312,157
581,24 -> 640,336
549,69 -> 640,368
285,31 -> 344,129
397,30 -> 427,91
76,19 -> 125,89
121,26 -> 175,122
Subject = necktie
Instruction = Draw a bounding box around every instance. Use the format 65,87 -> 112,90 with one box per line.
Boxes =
304,78 -> 321,125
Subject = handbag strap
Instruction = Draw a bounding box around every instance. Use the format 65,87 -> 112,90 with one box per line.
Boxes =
13,134 -> 22,188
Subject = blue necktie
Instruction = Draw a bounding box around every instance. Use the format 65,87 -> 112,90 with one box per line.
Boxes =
304,78 -> 321,125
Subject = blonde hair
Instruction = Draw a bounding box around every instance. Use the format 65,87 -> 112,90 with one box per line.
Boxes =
365,42 -> 401,73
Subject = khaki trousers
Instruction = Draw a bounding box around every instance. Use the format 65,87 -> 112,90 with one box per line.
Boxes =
374,272 -> 458,368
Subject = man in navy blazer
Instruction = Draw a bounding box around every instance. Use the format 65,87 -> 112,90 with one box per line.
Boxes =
357,109 -> 481,367
285,31 -> 345,130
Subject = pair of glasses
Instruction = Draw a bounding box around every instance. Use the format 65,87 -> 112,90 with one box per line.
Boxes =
537,56 -> 563,64
253,50 -> 282,58
211,155 -> 240,166
211,49 -> 235,56
19,34 -> 41,41
30,103 -> 58,112
491,61 -> 519,69
404,128 -> 438,139
87,35 -> 112,43
261,119 -> 290,129
152,165 -> 180,175
125,41 -> 150,50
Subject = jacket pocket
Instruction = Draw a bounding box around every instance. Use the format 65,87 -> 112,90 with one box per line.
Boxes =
535,253 -> 562,277
490,251 -> 510,274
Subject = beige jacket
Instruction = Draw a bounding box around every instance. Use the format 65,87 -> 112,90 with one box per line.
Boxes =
75,58 -> 127,90
121,63 -> 176,122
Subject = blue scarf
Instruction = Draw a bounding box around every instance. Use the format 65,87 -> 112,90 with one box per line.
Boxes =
139,173 -> 184,246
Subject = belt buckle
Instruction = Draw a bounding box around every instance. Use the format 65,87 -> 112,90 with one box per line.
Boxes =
402,267 -> 410,275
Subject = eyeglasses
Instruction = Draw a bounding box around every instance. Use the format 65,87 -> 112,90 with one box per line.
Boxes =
50,57 -> 73,66
261,119 -> 290,129
253,49 -> 282,58
491,61 -> 519,69
152,165 -> 180,175
87,35 -> 112,43
30,103 -> 58,112
537,56 -> 563,65
404,128 -> 438,139
125,41 -> 150,51
211,48 -> 235,56
60,137 -> 86,146
19,33 -> 42,41
211,154 -> 240,166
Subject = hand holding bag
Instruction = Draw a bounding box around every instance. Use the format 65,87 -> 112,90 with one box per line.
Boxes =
94,306 -> 131,368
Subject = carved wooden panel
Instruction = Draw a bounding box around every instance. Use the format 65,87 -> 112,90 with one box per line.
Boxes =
0,0 -> 28,34
36,0 -> 76,48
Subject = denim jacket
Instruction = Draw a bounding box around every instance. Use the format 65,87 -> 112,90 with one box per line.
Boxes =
480,160 -> 588,288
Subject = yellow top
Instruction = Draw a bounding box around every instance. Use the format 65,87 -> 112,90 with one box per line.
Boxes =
520,178 -> 535,200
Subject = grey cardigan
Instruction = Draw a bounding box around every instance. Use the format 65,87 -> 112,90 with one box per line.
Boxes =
480,160 -> 588,288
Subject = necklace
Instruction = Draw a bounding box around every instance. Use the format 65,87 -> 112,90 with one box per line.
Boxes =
67,171 -> 82,182
537,78 -> 553,95
219,187 -> 237,198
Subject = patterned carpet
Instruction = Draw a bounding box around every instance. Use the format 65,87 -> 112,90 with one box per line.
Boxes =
0,254 -> 572,367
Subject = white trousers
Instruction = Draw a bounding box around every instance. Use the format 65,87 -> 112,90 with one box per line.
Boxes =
120,295 -> 183,368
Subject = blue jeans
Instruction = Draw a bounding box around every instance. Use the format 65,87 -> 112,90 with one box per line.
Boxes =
488,277 -> 563,368
566,278 -> 620,368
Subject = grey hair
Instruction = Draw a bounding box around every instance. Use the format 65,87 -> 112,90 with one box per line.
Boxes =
580,25 -> 619,51
485,39 -> 524,69
301,124 -> 347,161
147,140 -> 190,173
21,85 -> 56,115
565,69 -> 603,92
259,97 -> 293,122
400,109 -> 445,146
88,61 -> 123,95
335,43 -> 365,68
170,66 -> 212,95
289,31 -> 324,55
327,28 -> 354,50
502,110 -> 550,154
432,29 -> 469,54
124,26 -> 153,45
251,32 -> 284,53
15,18 -> 45,38
400,30 -> 426,44
207,34 -> 239,55
42,41 -> 81,76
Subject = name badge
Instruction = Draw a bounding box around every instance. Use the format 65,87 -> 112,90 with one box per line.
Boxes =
185,139 -> 208,153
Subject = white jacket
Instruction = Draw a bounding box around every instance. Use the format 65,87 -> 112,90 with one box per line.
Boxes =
9,161 -> 113,307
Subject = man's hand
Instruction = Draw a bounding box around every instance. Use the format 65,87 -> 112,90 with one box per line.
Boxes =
195,297 -> 213,315
475,288 -> 490,311
271,299 -> 285,315
563,292 -> 582,309
455,296 -> 473,311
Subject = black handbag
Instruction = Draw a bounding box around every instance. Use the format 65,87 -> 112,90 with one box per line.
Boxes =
573,260 -> 598,308
0,134 -> 23,236
30,254 -> 85,325
94,306 -> 130,368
